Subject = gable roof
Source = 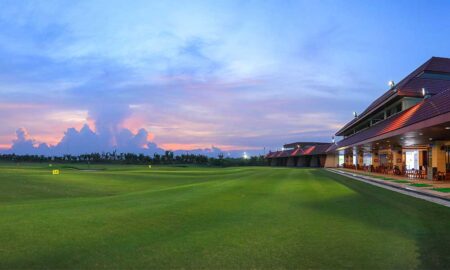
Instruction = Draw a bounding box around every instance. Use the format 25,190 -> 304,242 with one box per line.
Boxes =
266,143 -> 332,158
283,142 -> 330,149
336,57 -> 450,136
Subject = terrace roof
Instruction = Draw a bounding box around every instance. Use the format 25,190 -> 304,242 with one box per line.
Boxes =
332,88 -> 450,150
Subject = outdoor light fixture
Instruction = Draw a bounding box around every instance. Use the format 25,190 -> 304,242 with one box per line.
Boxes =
353,111 -> 358,118
422,88 -> 430,98
388,80 -> 395,88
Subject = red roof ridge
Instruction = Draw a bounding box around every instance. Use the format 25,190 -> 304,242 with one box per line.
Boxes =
334,87 -> 450,149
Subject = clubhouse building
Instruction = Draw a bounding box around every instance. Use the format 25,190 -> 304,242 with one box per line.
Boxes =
267,57 -> 450,180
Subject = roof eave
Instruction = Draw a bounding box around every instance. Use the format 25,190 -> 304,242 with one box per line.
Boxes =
335,91 -> 399,136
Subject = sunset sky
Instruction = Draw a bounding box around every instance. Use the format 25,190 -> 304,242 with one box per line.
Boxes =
1,0 -> 450,155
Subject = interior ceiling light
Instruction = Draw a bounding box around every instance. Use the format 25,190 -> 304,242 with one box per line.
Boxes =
445,127 -> 450,130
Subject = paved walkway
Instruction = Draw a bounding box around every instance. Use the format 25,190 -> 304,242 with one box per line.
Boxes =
326,168 -> 450,208
338,168 -> 450,188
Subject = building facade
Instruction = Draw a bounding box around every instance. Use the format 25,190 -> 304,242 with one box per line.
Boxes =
266,142 -> 332,168
331,56 -> 450,180
267,57 -> 450,179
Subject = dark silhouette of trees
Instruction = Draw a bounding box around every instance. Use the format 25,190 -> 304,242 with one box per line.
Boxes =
0,152 -> 267,167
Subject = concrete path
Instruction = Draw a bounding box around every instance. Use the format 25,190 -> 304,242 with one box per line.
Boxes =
326,168 -> 450,208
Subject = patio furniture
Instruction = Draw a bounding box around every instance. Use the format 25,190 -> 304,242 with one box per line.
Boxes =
420,170 -> 427,179
434,172 -> 446,181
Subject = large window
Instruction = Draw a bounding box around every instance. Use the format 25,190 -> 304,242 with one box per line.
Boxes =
379,154 -> 388,165
338,151 -> 344,167
363,153 -> 372,166
405,150 -> 419,170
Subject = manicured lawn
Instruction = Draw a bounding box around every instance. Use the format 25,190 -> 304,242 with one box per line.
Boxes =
393,180 -> 411,183
432,188 -> 450,193
1,164 -> 450,269
410,183 -> 433,187
373,176 -> 396,181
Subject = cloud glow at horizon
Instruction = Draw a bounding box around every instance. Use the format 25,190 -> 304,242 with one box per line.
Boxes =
1,0 -> 450,154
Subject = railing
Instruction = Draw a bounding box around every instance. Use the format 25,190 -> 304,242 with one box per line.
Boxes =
339,163 -> 450,181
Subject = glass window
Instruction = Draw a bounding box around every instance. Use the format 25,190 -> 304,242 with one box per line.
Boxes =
419,72 -> 450,81
405,150 -> 419,170
386,109 -> 392,117
363,153 -> 372,166
338,151 -> 344,167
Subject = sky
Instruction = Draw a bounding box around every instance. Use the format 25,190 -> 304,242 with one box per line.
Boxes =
1,0 -> 450,156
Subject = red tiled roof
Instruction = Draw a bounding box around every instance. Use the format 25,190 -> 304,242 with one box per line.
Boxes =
308,144 -> 333,155
266,143 -> 332,159
398,78 -> 450,96
336,57 -> 450,136
422,56 -> 450,73
334,88 -> 450,149
279,150 -> 293,157
290,147 -> 303,156
283,142 -> 330,149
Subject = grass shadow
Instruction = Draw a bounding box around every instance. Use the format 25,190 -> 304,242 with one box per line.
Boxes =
316,170 -> 450,269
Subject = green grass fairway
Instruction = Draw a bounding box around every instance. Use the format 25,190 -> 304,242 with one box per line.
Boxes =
1,164 -> 450,269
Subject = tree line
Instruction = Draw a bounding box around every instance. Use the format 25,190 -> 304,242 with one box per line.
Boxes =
0,151 -> 267,167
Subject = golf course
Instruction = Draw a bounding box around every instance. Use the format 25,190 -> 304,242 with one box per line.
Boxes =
1,164 -> 450,269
